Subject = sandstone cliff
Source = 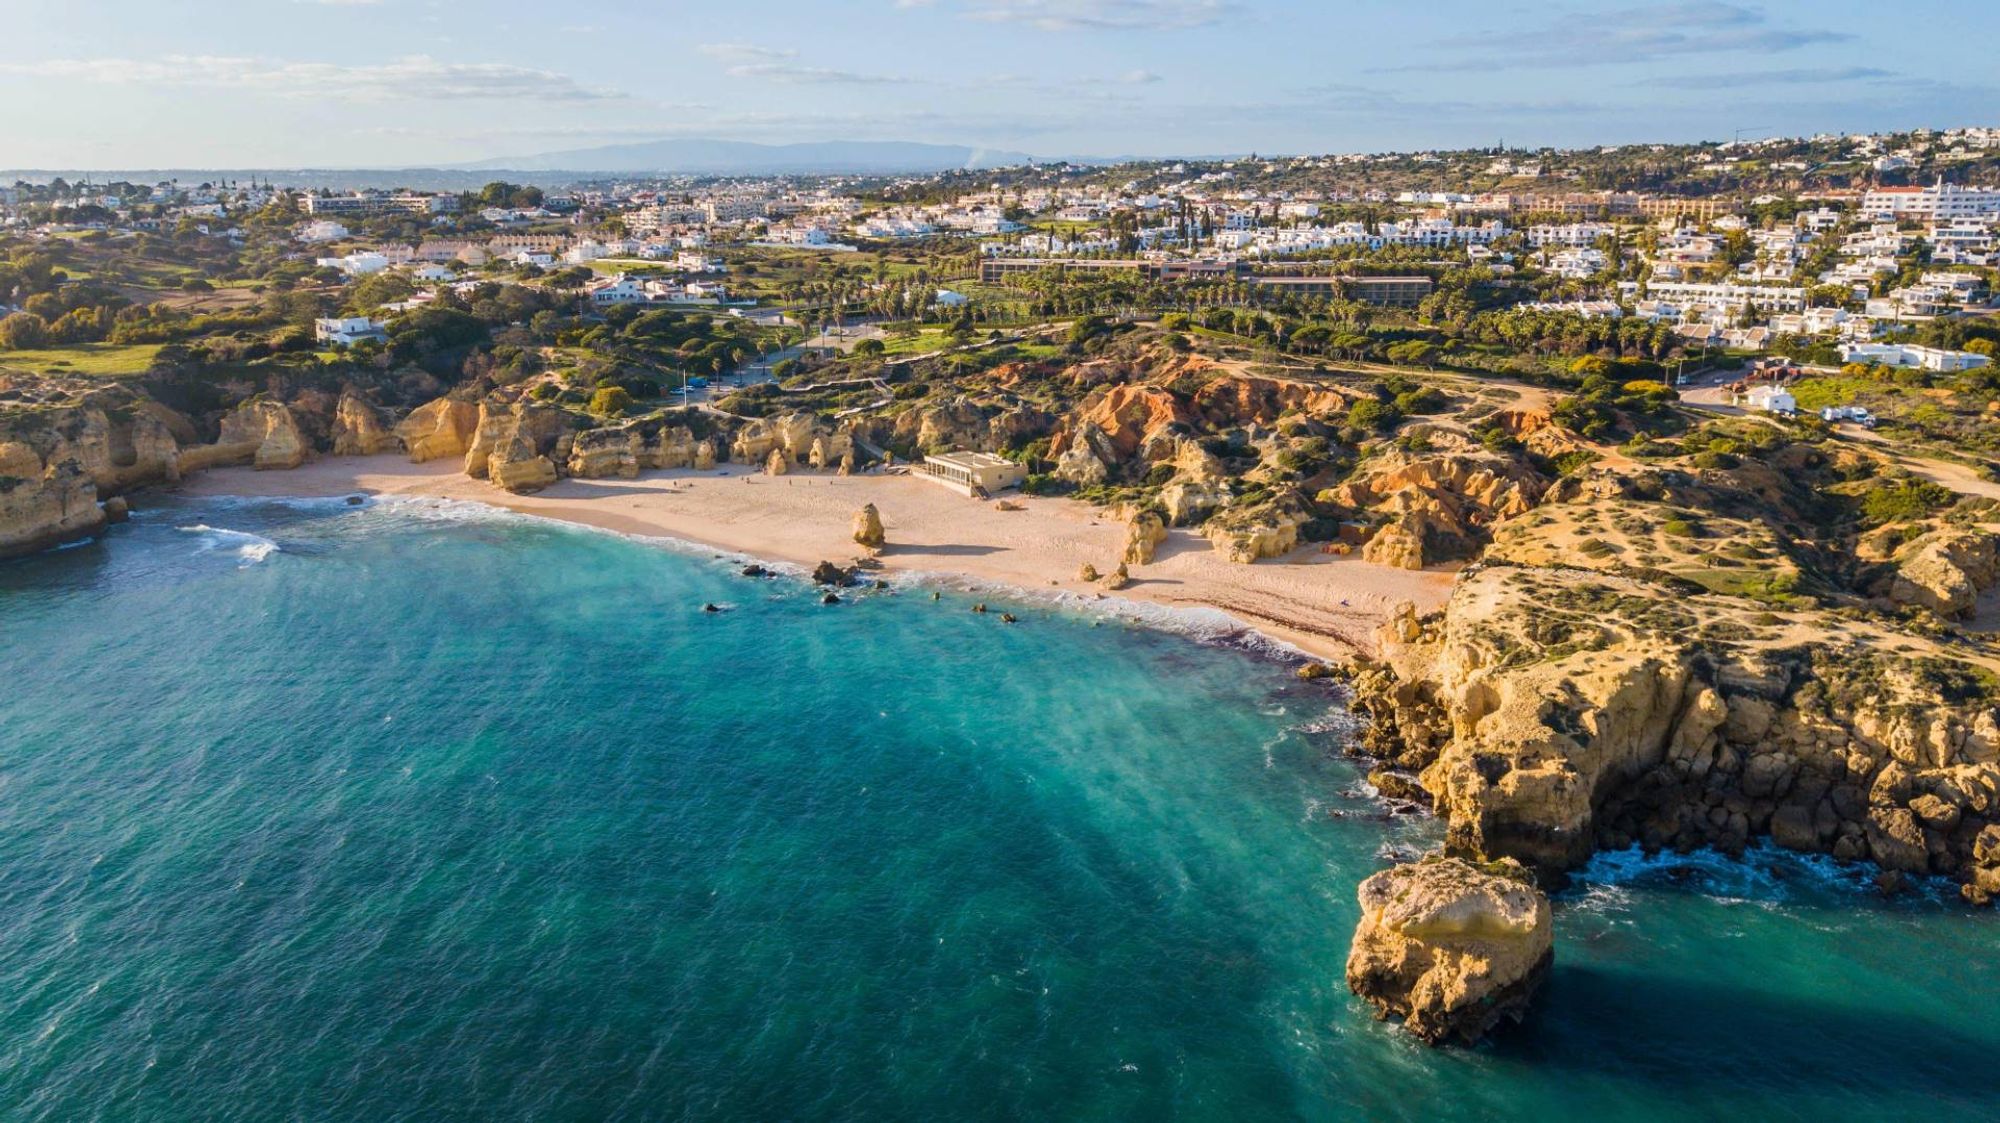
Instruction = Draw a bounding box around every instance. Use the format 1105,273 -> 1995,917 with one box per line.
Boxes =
396,397 -> 481,464
0,383 -> 192,556
176,398 -> 310,473
1346,856 -> 1552,1045
464,399 -> 574,493
1333,447 -> 1547,571
1345,516 -> 2000,894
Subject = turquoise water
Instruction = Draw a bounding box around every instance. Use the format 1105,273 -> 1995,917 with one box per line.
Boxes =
0,497 -> 1993,1122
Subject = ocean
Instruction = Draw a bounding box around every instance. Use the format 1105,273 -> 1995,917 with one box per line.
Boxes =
0,496 -> 1992,1122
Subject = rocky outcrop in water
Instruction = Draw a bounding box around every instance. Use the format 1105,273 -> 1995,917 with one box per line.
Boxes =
0,447 -> 104,556
1346,856 -> 1552,1045
0,383 -> 198,555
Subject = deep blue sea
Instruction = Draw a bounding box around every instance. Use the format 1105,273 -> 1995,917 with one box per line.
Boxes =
0,496 -> 1994,1122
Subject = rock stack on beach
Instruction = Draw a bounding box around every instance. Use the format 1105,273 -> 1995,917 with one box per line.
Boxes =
852,503 -> 885,550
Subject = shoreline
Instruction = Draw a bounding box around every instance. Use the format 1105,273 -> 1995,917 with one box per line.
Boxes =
170,454 -> 1454,662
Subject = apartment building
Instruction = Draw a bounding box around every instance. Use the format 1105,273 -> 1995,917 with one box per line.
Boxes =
1861,180 -> 2000,221
1616,280 -> 1806,313
1840,342 -> 1992,372
303,192 -> 459,217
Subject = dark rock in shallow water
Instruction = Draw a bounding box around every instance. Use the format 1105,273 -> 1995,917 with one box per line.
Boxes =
821,592 -> 841,605
1368,768 -> 1429,805
345,495 -> 365,506
811,560 -> 853,586
702,603 -> 722,613
741,564 -> 770,578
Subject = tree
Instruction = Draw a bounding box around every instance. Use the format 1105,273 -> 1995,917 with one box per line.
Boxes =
0,311 -> 50,350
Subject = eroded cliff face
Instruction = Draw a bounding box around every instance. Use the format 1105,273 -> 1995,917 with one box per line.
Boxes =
0,388 -> 190,557
396,397 -> 481,464
731,411 -> 852,472
566,417 -> 719,480
331,392 -> 400,457
1346,549 -> 2000,897
0,373 -> 450,558
0,447 -> 105,557
1334,444 -> 1548,571
464,400 -> 574,493
1888,529 -> 2000,620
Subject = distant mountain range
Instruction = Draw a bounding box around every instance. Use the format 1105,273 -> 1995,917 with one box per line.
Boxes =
454,138 -> 1039,175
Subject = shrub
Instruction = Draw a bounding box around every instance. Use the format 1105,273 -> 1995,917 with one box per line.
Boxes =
1859,480 -> 1955,525
1662,518 -> 1699,538
1347,399 -> 1401,432
1392,387 -> 1447,415
1551,449 -> 1599,476
0,312 -> 50,350
588,386 -> 634,417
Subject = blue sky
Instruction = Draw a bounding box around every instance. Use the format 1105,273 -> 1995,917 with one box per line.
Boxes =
0,0 -> 1993,167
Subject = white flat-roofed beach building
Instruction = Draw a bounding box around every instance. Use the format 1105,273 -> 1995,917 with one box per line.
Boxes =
920,451 -> 1026,497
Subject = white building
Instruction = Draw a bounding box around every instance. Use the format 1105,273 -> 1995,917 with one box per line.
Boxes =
314,317 -> 388,346
1743,385 -> 1797,414
588,274 -> 648,305
1526,222 -> 1614,248
1839,343 -> 1993,372
314,251 -> 390,276
1861,180 -> 2000,221
1617,280 -> 1806,314
298,220 -> 350,244
920,451 -> 1025,497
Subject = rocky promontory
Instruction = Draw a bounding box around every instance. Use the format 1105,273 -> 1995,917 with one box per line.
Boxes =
1341,449 -> 2000,900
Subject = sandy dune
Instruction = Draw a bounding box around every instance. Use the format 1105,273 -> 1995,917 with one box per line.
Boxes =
177,455 -> 1453,660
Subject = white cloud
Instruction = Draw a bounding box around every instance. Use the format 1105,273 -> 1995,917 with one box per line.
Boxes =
961,0 -> 1236,31
696,43 -> 914,84
1390,1 -> 1850,72
0,55 -> 622,101
696,43 -> 798,62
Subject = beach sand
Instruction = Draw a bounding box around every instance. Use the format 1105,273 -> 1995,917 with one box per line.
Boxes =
176,455 -> 1453,661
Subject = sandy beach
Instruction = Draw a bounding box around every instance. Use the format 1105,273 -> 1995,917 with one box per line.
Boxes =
176,455 -> 1452,660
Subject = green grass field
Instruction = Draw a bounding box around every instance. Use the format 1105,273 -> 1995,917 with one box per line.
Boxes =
0,343 -> 165,377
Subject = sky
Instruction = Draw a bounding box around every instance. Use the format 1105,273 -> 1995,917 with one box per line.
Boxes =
0,0 -> 1994,168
